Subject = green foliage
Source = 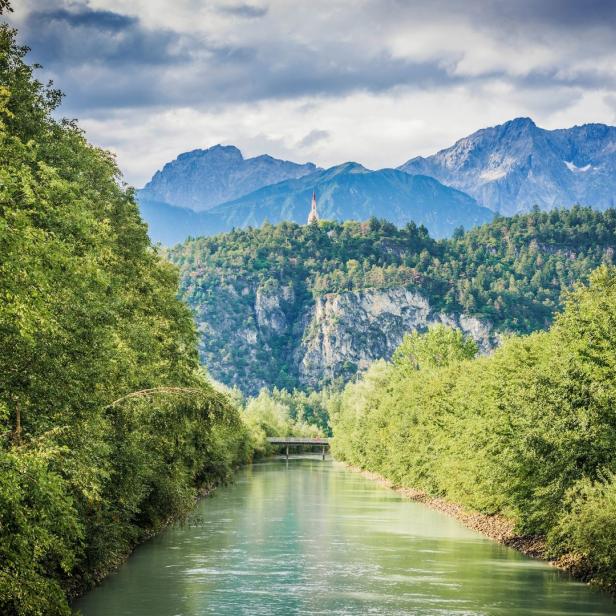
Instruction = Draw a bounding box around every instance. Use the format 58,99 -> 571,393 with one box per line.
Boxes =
242,389 -> 325,456
168,207 -> 616,393
0,20 -> 252,614
392,324 -> 478,370
332,267 -> 616,591
551,473 -> 616,588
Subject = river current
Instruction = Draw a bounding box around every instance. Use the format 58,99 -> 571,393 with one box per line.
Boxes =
74,458 -> 615,615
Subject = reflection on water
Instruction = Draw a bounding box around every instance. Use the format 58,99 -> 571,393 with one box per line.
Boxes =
74,459 -> 615,615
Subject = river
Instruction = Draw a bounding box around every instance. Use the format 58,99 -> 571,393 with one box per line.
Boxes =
74,458 -> 615,615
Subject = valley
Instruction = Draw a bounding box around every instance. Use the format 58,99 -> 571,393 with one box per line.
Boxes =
4,3 -> 616,614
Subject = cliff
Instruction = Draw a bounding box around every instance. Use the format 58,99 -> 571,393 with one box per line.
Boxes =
169,213 -> 615,394
197,280 -> 495,394
296,287 -> 494,387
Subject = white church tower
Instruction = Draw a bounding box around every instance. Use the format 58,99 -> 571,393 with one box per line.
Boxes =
307,191 -> 319,224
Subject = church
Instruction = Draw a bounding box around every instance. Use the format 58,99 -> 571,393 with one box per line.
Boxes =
307,191 -> 319,224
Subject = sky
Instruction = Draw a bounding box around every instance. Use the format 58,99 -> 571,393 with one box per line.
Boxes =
10,0 -> 616,187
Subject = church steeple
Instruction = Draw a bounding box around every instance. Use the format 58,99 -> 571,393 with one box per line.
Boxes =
307,191 -> 319,224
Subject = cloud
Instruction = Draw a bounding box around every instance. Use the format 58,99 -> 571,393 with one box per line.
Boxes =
217,3 -> 268,19
11,0 -> 616,185
297,129 -> 330,148
16,0 -> 616,114
22,7 -> 190,67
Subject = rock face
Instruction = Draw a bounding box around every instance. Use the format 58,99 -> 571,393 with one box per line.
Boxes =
194,280 -> 495,394
399,118 -> 616,215
296,287 -> 495,387
139,145 -> 317,211
255,283 -> 295,334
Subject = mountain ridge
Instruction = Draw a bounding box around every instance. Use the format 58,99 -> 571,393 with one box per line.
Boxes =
139,144 -> 318,211
399,117 -> 616,215
138,163 -> 494,243
207,163 -> 494,238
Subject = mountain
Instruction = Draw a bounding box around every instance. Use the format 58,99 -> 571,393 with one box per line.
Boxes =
142,162 -> 493,243
139,144 -> 318,211
167,207 -> 616,394
139,162 -> 493,243
399,118 -> 616,215
137,198 -> 222,245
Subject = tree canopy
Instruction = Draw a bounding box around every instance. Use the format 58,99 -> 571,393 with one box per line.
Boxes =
0,16 -> 252,615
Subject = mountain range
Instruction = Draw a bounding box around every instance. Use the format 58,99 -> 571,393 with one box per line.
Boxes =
202,162 -> 493,238
137,118 -> 616,244
399,118 -> 616,215
138,160 -> 493,243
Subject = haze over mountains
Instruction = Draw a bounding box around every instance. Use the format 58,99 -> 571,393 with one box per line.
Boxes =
137,118 -> 616,244
138,158 -> 493,244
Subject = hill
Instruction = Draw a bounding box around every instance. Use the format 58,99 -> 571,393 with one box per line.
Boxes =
399,117 -> 616,215
167,207 -> 616,394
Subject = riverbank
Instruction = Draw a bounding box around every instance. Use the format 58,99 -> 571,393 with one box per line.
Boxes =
345,465 -> 594,586
67,478 -> 229,604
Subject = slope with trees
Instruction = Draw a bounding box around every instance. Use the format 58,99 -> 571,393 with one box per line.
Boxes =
169,208 -> 616,392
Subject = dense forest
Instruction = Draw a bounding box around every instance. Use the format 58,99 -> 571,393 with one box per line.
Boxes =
168,208 -> 616,391
331,266 -> 616,591
0,11 -> 256,615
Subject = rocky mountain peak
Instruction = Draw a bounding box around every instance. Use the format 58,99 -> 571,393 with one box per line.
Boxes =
399,118 -> 616,215
139,144 -> 317,212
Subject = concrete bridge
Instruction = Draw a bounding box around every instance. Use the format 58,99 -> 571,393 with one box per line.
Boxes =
266,437 -> 331,460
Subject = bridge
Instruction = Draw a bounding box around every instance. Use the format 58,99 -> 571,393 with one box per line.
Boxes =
266,437 -> 331,460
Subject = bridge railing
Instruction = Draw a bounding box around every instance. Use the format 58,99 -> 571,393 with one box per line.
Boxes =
266,436 -> 331,459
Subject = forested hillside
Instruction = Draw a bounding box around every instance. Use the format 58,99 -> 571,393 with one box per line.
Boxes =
331,267 -> 616,591
0,13 -> 252,615
168,207 -> 616,392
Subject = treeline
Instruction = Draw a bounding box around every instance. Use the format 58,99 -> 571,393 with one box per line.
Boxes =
171,207 -> 616,336
0,13 -> 252,615
331,266 -> 616,591
213,384 -> 330,455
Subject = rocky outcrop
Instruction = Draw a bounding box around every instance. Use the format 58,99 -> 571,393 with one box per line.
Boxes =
295,287 -> 495,387
255,283 -> 294,334
195,280 -> 496,394
139,144 -> 317,211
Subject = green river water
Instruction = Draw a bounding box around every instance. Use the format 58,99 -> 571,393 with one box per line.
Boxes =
74,458 -> 615,615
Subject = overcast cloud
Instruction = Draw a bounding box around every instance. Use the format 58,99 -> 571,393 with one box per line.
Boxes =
10,0 -> 616,186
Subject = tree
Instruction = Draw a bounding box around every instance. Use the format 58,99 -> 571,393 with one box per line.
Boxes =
392,324 -> 478,370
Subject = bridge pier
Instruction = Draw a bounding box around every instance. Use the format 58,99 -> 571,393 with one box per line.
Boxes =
322,444 -> 325,460
286,444 -> 289,461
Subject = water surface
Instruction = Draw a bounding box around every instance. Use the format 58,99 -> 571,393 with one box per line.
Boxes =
74,459 -> 615,615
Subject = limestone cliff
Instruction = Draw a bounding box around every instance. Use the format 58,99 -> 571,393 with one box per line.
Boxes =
196,281 -> 495,394
295,287 -> 495,387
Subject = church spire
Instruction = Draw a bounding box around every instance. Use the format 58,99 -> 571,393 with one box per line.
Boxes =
307,191 -> 319,224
